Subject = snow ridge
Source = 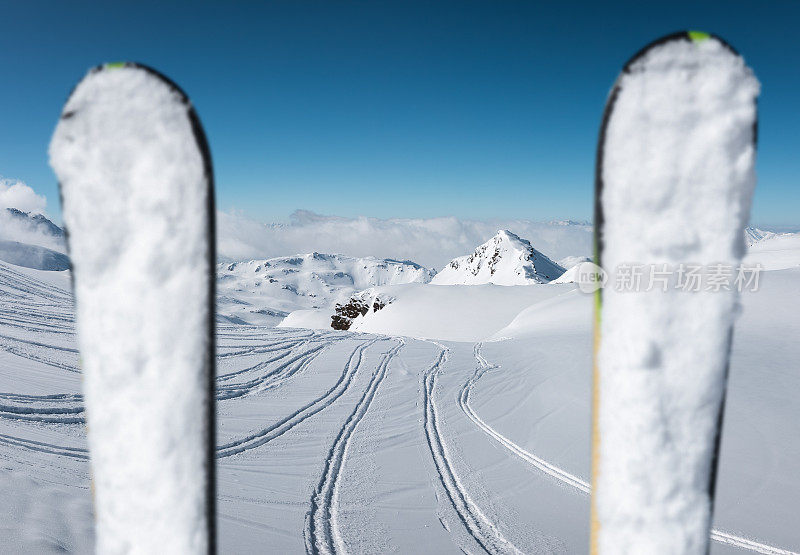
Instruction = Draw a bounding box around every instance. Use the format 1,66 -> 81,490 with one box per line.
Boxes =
431,230 -> 564,286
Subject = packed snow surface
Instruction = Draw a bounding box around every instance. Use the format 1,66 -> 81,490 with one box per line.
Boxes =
596,35 -> 760,553
49,65 -> 212,553
431,230 -> 564,286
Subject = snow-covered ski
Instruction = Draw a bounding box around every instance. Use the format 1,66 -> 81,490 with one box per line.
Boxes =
50,63 -> 216,553
591,32 -> 759,554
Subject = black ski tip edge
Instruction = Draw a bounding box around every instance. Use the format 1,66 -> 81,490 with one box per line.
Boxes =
594,30 -> 750,271
620,31 -> 740,75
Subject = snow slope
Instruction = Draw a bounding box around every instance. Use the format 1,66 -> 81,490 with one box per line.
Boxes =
350,283 -> 570,341
431,230 -> 564,286
744,232 -> 800,271
0,240 -> 70,271
0,246 -> 798,553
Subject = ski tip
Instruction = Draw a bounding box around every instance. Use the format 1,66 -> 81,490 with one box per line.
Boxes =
687,30 -> 711,43
103,62 -> 127,70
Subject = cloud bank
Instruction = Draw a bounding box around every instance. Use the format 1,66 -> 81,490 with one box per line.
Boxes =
0,179 -> 47,214
0,178 -> 64,251
218,209 -> 592,269
0,179 -> 592,268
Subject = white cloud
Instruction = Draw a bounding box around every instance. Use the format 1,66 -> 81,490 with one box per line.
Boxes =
0,177 -> 593,268
218,209 -> 592,269
0,178 -> 63,251
0,178 -> 47,214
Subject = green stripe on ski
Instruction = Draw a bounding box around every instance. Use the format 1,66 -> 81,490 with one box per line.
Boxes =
594,288 -> 602,320
104,62 -> 126,70
688,31 -> 710,43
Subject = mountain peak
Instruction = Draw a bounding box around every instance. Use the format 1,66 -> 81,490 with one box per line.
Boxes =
431,230 -> 564,286
4,208 -> 63,238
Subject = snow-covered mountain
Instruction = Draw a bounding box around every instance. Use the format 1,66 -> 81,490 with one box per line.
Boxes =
0,210 -> 67,271
217,252 -> 434,325
4,208 -> 64,239
431,230 -> 565,286
745,226 -> 777,246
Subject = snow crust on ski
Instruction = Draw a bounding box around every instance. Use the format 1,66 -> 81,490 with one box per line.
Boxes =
592,33 -> 758,554
50,63 -> 215,553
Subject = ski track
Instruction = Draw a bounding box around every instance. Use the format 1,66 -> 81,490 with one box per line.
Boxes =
305,338 -> 403,555
464,343 -> 798,555
216,337 -> 341,401
2,261 -> 797,554
0,333 -> 80,373
0,432 -> 88,460
217,338 -> 378,458
422,341 -> 523,555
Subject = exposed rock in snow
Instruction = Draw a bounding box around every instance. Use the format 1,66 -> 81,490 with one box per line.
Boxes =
431,230 -> 564,286
217,253 -> 432,325
331,289 -> 391,330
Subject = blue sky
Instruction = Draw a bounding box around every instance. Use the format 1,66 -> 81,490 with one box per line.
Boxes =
1,1 -> 798,226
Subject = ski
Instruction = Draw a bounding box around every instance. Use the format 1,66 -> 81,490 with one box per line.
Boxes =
591,32 -> 759,553
50,63 -> 216,553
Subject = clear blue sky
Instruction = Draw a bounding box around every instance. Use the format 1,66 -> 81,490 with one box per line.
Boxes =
1,1 -> 798,225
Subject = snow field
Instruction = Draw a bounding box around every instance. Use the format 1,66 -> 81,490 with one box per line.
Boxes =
0,261 -> 798,553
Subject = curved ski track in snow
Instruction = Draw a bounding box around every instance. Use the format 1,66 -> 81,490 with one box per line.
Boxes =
0,392 -> 84,424
305,338 -> 403,555
465,344 -> 797,555
0,432 -> 88,460
217,338 -> 378,458
422,341 -> 523,555
0,333 -> 79,373
216,335 -> 343,400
